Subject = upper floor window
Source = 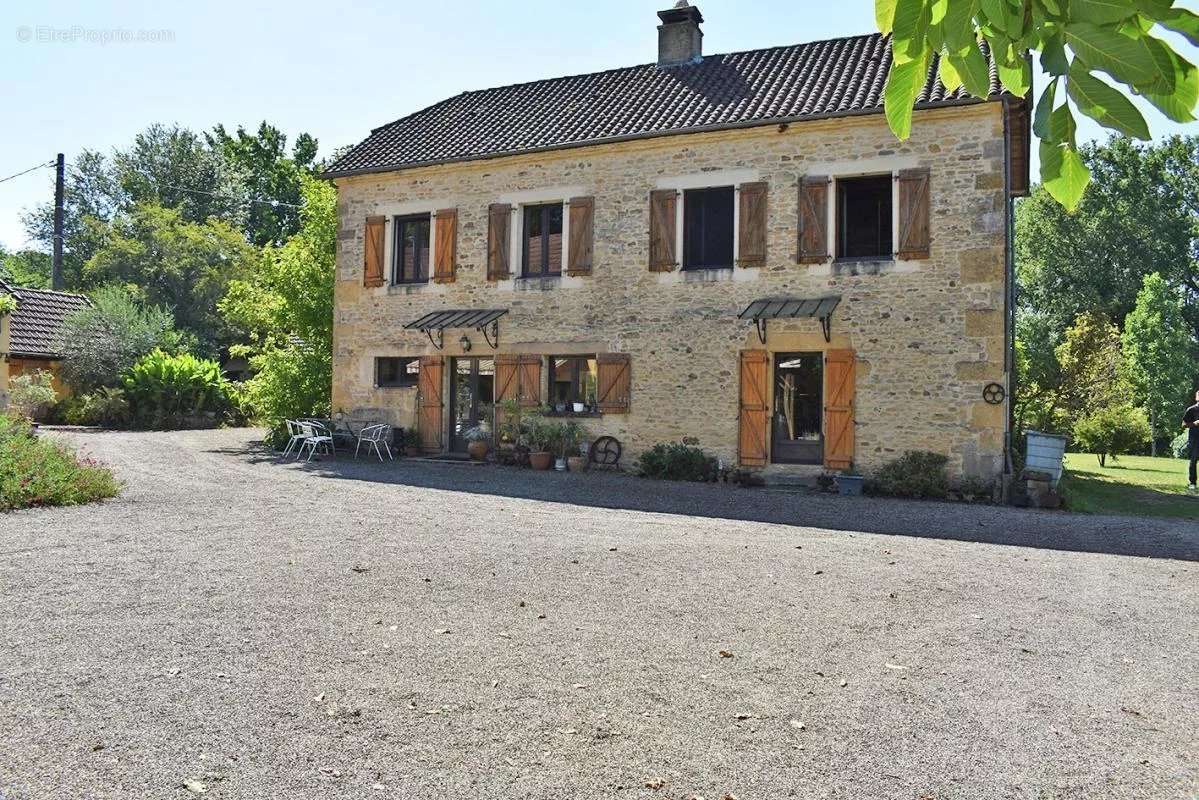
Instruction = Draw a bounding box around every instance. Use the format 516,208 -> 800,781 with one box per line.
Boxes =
522,203 -> 563,277
376,356 -> 420,388
836,175 -> 892,260
683,186 -> 735,270
393,214 -> 431,283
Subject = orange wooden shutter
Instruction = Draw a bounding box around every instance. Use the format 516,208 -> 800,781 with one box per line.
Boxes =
433,208 -> 457,283
738,350 -> 769,467
417,355 -> 444,453
517,355 -> 542,408
737,182 -> 767,267
596,353 -> 631,413
363,216 -> 386,287
487,203 -> 511,281
823,349 -> 856,470
648,189 -> 677,272
796,176 -> 829,264
566,196 -> 594,276
493,354 -> 519,437
896,168 -> 930,259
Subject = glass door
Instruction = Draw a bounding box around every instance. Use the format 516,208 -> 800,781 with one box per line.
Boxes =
449,358 -> 495,453
771,352 -> 823,464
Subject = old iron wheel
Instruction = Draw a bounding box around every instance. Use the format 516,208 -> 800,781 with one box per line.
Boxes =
589,436 -> 622,466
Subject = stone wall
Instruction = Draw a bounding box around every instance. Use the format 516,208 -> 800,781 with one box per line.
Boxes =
331,102 -> 1010,479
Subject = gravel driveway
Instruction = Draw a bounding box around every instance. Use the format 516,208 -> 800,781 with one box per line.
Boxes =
2,428 -> 1196,800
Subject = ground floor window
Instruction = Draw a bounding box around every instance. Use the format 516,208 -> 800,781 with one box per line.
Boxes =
549,355 -> 598,412
375,356 -> 420,388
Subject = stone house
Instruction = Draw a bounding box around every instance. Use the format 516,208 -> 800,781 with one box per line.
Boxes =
0,280 -> 90,408
325,3 -> 1029,480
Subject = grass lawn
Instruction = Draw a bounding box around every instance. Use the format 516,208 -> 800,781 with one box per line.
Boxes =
1061,452 -> 1198,520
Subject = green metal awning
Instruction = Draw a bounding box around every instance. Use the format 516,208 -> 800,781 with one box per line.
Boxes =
404,308 -> 508,349
738,296 -> 840,343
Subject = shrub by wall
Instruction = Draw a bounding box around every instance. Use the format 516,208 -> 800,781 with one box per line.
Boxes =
636,441 -> 717,482
0,415 -> 119,511
866,451 -> 950,499
122,350 -> 238,430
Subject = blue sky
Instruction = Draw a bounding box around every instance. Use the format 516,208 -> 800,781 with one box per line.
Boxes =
1,0 -> 1196,250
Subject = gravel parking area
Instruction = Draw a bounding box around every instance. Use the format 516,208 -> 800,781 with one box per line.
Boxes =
2,428 -> 1196,799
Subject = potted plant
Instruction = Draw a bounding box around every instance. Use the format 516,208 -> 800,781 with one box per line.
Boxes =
463,425 -> 490,461
560,420 -> 589,472
526,417 -> 556,471
835,470 -> 865,496
572,401 -> 586,414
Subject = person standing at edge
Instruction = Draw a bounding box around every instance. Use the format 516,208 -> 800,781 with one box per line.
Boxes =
1185,388 -> 1199,493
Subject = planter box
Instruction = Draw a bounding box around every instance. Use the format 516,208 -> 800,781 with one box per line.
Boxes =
1025,430 -> 1068,486
836,475 -> 864,496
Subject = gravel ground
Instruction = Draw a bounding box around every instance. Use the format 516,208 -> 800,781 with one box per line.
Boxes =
1,428 -> 1196,800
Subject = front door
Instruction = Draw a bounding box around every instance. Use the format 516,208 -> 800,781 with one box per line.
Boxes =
449,357 -> 495,453
772,352 -> 823,464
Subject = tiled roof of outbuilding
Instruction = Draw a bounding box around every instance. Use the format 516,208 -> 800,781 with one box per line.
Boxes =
0,280 -> 91,359
326,33 -> 1000,178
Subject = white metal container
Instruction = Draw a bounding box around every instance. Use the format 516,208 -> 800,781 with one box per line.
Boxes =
1025,430 -> 1068,485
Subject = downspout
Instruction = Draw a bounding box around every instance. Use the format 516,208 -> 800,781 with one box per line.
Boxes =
1001,95 -> 1017,478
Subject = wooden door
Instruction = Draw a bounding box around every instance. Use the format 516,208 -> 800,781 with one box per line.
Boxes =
823,349 -> 856,470
738,350 -> 769,467
417,355 -> 444,454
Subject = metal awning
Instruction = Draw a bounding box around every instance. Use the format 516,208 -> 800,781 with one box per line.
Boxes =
404,308 -> 508,349
738,296 -> 840,344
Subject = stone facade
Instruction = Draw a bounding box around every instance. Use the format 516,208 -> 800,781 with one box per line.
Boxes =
331,102 -> 1010,479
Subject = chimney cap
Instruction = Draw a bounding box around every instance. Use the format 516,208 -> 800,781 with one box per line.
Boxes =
658,2 -> 703,25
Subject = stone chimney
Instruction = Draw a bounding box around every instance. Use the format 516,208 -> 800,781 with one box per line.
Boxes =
657,2 -> 703,67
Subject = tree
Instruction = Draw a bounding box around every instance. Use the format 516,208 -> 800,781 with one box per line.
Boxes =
57,286 -> 184,392
219,174 -> 334,441
1054,310 -> 1134,419
83,203 -> 257,356
0,247 -> 51,289
1016,136 -> 1199,341
206,122 -> 318,247
876,0 -> 1199,209
1072,403 -> 1152,466
1121,273 -> 1194,453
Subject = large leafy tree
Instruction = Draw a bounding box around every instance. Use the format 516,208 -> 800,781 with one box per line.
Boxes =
0,247 -> 51,289
1016,135 -> 1199,340
876,0 -> 1198,209
84,203 -> 257,356
206,123 -> 319,247
1121,272 -> 1195,452
1054,310 -> 1135,419
219,174 -> 335,439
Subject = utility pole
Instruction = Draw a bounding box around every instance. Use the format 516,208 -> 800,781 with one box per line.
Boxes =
51,153 -> 64,291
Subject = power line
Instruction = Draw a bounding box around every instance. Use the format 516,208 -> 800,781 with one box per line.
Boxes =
131,169 -> 304,210
0,160 -> 55,186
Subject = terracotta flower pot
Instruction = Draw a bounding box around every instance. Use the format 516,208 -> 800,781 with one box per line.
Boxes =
566,455 -> 588,472
528,451 -> 554,470
467,440 -> 489,461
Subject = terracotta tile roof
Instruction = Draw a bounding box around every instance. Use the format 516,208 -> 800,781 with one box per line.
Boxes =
0,280 -> 91,359
326,33 -> 1000,178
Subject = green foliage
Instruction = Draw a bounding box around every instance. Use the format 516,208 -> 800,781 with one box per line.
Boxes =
876,0 -> 1199,209
65,388 -> 131,428
1054,310 -> 1134,418
1071,403 -> 1152,466
1121,273 -> 1194,447
219,175 -> 334,437
0,248 -> 51,289
122,350 -> 237,429
1171,431 -> 1192,459
7,370 -> 57,422
84,202 -> 256,356
0,293 -> 17,314
635,442 -> 717,482
866,450 -> 950,499
0,414 -> 119,511
58,286 -> 183,392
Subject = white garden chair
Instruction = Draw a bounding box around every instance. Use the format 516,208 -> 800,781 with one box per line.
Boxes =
355,423 -> 394,461
296,421 -> 335,463
281,419 -> 307,459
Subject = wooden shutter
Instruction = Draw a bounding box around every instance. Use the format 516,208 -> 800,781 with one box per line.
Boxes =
566,196 -> 594,276
487,203 -> 511,281
515,355 -> 541,409
823,349 -> 856,470
596,353 -> 631,413
363,216 -> 385,287
648,189 -> 678,272
896,168 -> 931,259
738,350 -> 769,467
737,182 -> 767,267
493,354 -> 519,437
796,176 -> 829,264
433,208 -> 457,283
417,355 -> 444,453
